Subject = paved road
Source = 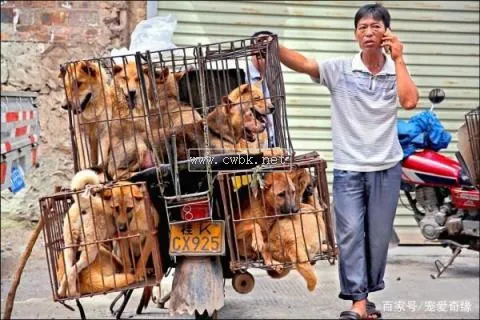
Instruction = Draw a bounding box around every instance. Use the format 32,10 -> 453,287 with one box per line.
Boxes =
1,231 -> 479,320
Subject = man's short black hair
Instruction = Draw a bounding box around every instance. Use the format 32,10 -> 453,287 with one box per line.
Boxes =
354,3 -> 391,29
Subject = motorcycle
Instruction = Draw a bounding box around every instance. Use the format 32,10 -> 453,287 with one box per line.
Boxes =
399,88 -> 479,279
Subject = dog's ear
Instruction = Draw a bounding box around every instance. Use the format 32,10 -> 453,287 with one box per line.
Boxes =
149,67 -> 169,84
81,61 -> 97,78
58,65 -> 67,79
174,70 -> 185,81
100,188 -> 112,200
161,67 -> 170,80
262,173 -> 273,190
112,65 -> 123,76
132,186 -> 144,201
221,95 -> 233,111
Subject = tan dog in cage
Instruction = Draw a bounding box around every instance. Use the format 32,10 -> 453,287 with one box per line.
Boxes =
266,168 -> 328,292
94,61 -> 157,181
234,80 -> 274,151
101,181 -> 160,281
149,66 -> 202,129
234,171 -> 299,270
150,81 -> 283,161
57,169 -> 118,297
60,61 -> 114,168
55,243 -> 137,295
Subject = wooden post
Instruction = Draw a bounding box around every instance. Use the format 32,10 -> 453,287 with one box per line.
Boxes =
3,217 -> 44,320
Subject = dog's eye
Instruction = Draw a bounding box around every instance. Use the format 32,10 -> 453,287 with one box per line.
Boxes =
126,207 -> 133,213
278,191 -> 286,197
134,77 -> 139,82
115,206 -> 120,213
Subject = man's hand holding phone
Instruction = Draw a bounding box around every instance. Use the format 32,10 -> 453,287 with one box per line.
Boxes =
382,28 -> 404,61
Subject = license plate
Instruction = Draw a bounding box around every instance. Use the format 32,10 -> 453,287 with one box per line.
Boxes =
169,220 -> 225,256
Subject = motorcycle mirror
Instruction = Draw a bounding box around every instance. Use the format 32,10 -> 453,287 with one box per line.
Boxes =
428,88 -> 445,104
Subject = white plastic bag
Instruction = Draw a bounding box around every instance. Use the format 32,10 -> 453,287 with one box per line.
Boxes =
130,14 -> 178,53
110,15 -> 178,63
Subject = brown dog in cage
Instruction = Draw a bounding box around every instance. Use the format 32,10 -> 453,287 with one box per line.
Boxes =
266,168 -> 329,292
55,243 -> 137,295
57,169 -> 118,297
149,66 -> 202,129
150,81 -> 283,162
234,80 -> 273,150
60,61 -> 114,168
101,181 -> 160,281
234,171 -> 299,271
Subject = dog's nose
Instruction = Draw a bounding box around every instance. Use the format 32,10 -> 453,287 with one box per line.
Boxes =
268,105 -> 275,114
118,223 -> 128,232
128,90 -> 136,100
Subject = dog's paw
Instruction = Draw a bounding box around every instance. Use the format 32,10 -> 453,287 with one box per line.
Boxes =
307,279 -> 317,292
251,238 -> 265,252
270,261 -> 284,274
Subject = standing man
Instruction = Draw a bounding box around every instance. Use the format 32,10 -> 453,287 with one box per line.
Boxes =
258,3 -> 419,319
247,30 -> 276,148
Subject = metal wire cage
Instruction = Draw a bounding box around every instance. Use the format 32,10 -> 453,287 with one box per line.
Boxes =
465,107 -> 480,186
59,35 -> 290,181
39,181 -> 162,302
216,153 -> 337,277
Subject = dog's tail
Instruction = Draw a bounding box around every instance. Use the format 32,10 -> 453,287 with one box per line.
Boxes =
71,169 -> 100,191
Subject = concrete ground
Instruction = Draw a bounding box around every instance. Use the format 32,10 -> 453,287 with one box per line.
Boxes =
1,223 -> 479,319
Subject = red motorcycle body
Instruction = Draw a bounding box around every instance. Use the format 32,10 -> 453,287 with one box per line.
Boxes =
401,150 -> 462,187
401,149 -> 480,209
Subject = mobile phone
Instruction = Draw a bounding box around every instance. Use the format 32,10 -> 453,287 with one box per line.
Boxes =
383,28 -> 392,55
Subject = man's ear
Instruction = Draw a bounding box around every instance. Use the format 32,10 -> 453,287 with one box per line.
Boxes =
81,61 -> 97,78
112,65 -> 123,76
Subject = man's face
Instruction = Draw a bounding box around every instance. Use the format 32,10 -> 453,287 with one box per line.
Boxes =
355,16 -> 386,50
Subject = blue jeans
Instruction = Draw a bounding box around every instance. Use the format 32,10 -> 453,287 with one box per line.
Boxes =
333,162 -> 402,301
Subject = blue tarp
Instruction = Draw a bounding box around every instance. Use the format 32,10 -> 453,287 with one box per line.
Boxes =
397,110 -> 452,158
